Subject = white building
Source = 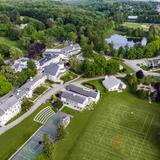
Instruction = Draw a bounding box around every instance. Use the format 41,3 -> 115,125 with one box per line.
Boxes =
11,57 -> 29,72
128,16 -> 138,21
43,63 -> 66,82
36,54 -> 61,70
61,91 -> 89,111
0,96 -> 22,126
66,84 -> 100,104
16,74 -> 47,99
43,43 -> 81,60
102,76 -> 126,92
61,84 -> 100,111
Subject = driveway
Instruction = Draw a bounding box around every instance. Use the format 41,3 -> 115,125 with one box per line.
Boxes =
124,59 -> 160,77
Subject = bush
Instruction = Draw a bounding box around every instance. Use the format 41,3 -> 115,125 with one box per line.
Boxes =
53,99 -> 63,110
136,90 -> 148,99
33,86 -> 47,95
21,99 -> 33,112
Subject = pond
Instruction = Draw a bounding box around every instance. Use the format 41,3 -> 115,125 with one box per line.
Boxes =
106,34 -> 147,50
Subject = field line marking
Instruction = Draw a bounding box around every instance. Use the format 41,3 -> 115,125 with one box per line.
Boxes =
135,116 -> 154,160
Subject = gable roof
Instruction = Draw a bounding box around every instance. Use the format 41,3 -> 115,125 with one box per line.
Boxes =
43,63 -> 59,76
103,76 -> 122,89
66,84 -> 98,99
0,96 -> 19,115
61,91 -> 87,104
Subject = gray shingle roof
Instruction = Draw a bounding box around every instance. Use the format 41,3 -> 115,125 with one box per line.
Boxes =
17,74 -> 46,98
39,54 -> 58,66
66,84 -> 98,99
0,96 -> 19,114
61,91 -> 87,104
103,76 -> 123,90
43,64 -> 59,76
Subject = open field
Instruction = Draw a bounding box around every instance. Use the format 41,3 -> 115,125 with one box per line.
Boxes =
122,22 -> 160,31
54,80 -> 160,160
0,104 -> 47,160
0,36 -> 19,47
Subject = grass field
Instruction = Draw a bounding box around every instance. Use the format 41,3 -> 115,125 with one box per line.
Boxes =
0,104 -> 47,160
122,22 -> 160,31
0,36 -> 19,47
54,80 -> 160,160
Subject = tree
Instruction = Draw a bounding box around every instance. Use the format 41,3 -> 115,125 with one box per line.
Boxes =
21,99 -> 33,112
16,71 -> 28,87
28,42 -> 46,59
136,70 -> 144,79
82,44 -> 94,58
0,54 -> 4,67
127,74 -> 138,92
43,134 -> 54,159
9,47 -> 23,60
105,59 -> 119,74
26,60 -> 37,77
56,124 -> 66,141
69,56 -> 82,74
154,82 -> 160,91
67,32 -> 77,43
0,65 -> 16,85
0,75 -> 12,96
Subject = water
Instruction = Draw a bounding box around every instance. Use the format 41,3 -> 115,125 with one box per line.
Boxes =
106,34 -> 147,50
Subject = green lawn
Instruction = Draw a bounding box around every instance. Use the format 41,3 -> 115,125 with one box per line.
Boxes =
60,71 -> 78,83
0,104 -> 47,160
54,80 -> 160,160
0,36 -> 19,48
122,22 -> 160,31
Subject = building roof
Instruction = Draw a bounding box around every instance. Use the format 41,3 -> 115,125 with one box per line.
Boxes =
0,96 -> 19,115
61,91 -> 87,104
39,54 -> 59,66
103,76 -> 123,90
66,84 -> 98,99
128,16 -> 138,20
43,63 -> 60,76
16,74 -> 46,98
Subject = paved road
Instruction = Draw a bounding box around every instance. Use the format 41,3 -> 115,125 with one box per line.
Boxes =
0,76 -> 107,135
124,59 -> 160,77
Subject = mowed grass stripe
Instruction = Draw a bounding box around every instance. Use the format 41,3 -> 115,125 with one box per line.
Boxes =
54,80 -> 160,160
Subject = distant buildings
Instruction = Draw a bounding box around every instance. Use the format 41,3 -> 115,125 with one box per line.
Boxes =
11,57 -> 29,72
43,43 -> 81,60
145,58 -> 160,69
128,16 -> 138,21
102,76 -> 126,92
61,84 -> 100,111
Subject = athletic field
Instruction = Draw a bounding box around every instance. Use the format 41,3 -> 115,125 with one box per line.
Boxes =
54,80 -> 160,160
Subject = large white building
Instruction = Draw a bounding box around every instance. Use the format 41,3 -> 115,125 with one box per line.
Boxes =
43,43 -> 81,60
43,62 -> 66,82
36,54 -> 61,70
0,96 -> 22,126
61,91 -> 89,111
61,84 -> 100,111
16,74 -> 47,99
102,76 -> 126,92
